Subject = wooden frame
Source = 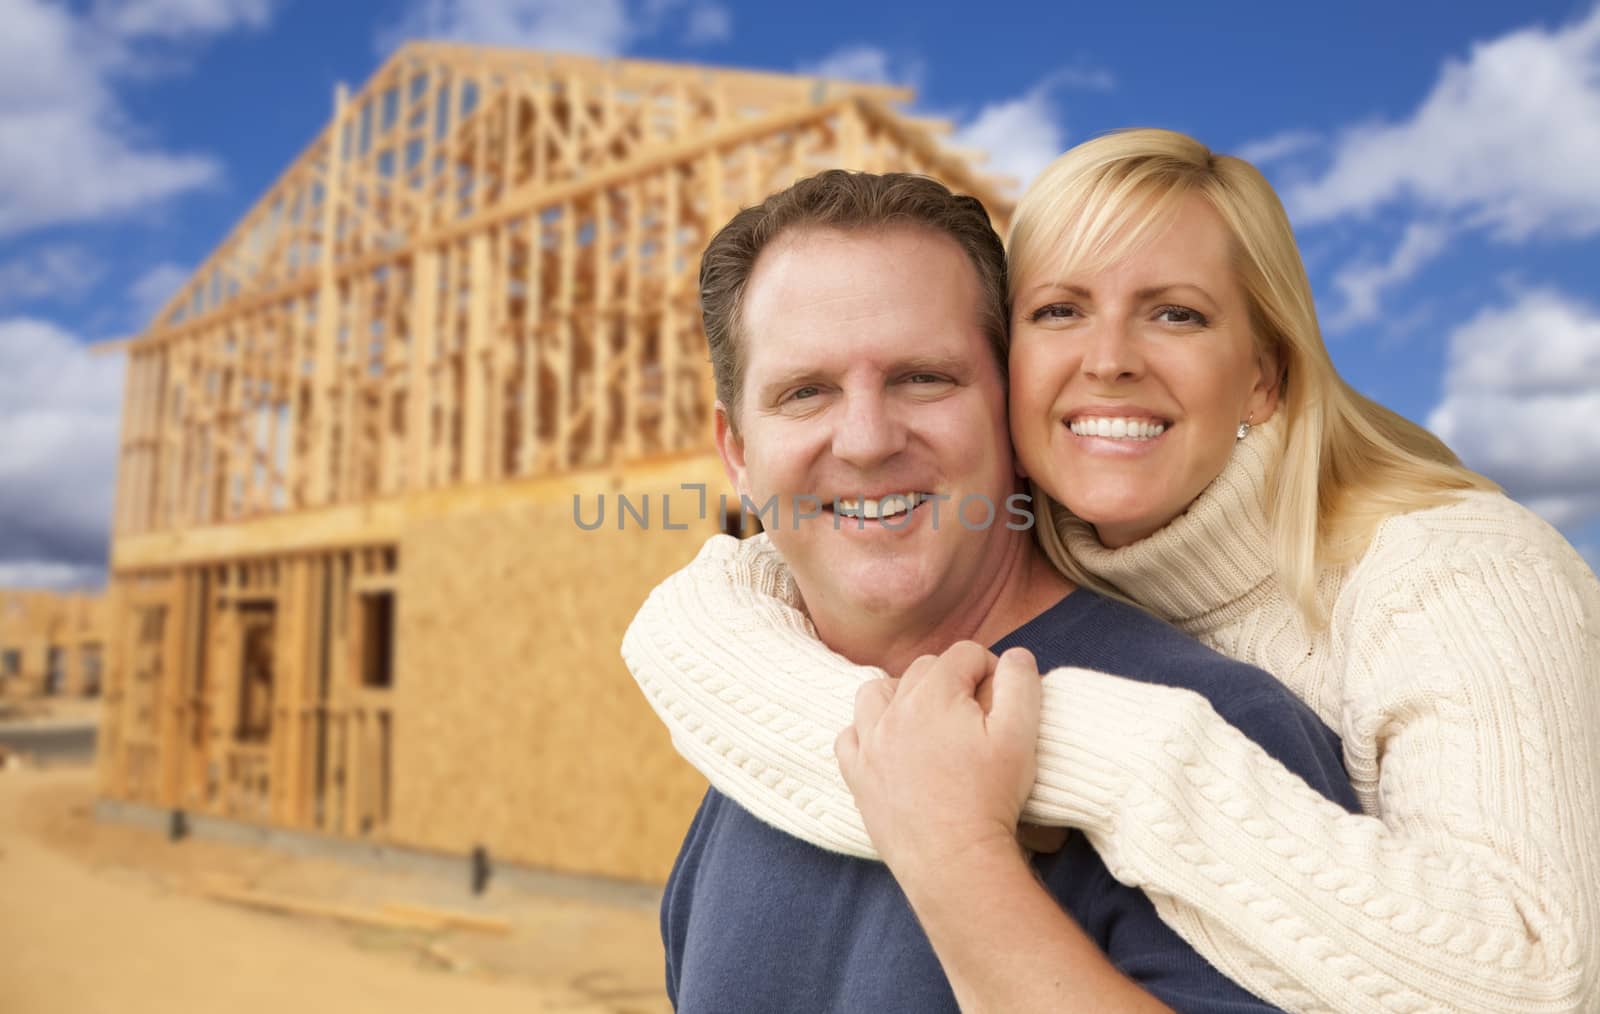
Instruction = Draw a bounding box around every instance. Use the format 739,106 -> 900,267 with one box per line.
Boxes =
100,43 -> 1012,852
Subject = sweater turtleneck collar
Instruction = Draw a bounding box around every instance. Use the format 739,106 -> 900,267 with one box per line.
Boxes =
1060,414 -> 1283,625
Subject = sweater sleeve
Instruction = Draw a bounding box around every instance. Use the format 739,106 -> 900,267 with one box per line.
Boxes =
621,533 -> 1600,1013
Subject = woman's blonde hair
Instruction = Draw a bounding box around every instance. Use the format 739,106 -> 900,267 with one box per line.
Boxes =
1008,128 -> 1497,625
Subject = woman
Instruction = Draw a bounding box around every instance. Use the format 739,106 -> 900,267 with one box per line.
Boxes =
622,129 -> 1600,1012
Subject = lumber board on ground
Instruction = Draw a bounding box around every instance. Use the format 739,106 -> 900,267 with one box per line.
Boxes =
199,884 -> 444,932
384,901 -> 512,936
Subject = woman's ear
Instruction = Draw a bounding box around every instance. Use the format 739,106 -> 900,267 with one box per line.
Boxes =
1249,343 -> 1285,423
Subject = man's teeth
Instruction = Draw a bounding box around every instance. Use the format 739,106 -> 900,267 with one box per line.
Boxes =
1069,417 -> 1167,440
835,493 -> 929,519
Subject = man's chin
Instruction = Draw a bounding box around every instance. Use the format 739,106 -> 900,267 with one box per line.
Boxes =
798,561 -> 936,620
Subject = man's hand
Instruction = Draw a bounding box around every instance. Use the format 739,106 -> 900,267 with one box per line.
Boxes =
977,663 -> 1067,855
834,642 -> 1044,879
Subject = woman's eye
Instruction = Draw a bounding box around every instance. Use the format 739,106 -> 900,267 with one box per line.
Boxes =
1028,303 -> 1078,322
1156,305 -> 1208,325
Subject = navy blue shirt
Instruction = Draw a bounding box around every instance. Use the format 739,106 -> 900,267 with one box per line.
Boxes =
663,589 -> 1360,1012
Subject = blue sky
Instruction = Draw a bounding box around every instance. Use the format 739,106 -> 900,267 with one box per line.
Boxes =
1,0 -> 1597,587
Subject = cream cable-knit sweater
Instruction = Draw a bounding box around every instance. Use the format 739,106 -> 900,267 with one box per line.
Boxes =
620,427 -> 1600,1014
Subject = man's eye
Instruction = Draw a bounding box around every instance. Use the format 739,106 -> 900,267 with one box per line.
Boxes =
1156,305 -> 1208,325
905,373 -> 945,384
1028,303 -> 1078,322
786,385 -> 820,402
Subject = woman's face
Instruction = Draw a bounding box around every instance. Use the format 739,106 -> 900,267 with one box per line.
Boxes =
1008,194 -> 1281,548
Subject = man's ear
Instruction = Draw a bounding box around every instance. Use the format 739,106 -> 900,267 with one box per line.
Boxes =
714,401 -> 750,497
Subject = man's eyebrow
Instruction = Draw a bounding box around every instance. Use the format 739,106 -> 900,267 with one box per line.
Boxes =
893,354 -> 970,376
757,367 -> 829,392
754,354 -> 974,399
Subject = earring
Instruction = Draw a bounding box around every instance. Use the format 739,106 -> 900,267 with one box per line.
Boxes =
1236,414 -> 1253,441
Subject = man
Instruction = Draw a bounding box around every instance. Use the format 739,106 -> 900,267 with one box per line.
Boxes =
647,170 -> 1357,1011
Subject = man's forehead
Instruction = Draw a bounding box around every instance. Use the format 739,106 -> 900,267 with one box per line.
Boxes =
740,227 -> 982,349
758,223 -> 965,274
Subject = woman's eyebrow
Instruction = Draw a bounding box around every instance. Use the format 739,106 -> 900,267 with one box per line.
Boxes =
1019,282 -> 1090,299
1017,282 -> 1218,303
1132,283 -> 1217,303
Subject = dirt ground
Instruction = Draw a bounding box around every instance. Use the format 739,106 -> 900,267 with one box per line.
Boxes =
0,761 -> 673,1014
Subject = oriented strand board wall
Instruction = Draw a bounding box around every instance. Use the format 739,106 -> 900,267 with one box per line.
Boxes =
389,456 -> 732,882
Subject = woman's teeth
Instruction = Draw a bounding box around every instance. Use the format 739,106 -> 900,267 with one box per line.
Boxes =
1069,417 -> 1167,440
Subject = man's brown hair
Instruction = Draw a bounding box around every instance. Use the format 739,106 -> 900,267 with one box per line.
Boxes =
699,170 -> 1008,427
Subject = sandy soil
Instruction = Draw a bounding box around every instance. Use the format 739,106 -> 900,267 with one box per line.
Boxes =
0,763 -> 672,1014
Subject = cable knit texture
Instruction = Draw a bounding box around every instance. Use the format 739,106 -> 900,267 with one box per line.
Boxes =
620,421 -> 1600,1013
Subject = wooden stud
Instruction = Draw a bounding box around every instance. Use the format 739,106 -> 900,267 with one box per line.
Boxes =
461,231 -> 491,482
308,84 -> 350,507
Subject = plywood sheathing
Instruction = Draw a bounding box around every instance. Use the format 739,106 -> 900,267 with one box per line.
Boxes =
391,460 -> 725,882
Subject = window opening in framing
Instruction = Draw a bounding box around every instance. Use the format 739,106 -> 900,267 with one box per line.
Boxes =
359,591 -> 395,689
79,645 -> 102,696
236,604 -> 276,742
44,647 -> 64,695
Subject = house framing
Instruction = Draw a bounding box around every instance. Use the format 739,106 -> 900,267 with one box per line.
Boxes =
0,589 -> 106,700
99,41 -> 1012,881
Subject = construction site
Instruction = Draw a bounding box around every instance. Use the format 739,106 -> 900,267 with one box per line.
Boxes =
0,588 -> 106,701
92,40 -> 1011,888
0,38 -> 1018,1014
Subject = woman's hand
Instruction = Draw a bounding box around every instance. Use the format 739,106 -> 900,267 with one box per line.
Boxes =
834,642 -> 1044,879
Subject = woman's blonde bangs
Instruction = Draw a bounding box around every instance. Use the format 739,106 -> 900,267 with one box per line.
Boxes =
1008,148 -> 1199,303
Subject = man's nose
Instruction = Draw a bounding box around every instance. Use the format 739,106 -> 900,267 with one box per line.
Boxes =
1082,319 -> 1146,384
830,389 -> 907,467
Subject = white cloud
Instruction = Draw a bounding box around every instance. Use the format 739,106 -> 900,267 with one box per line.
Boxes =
683,2 -> 731,44
92,0 -> 276,40
0,246 -> 105,305
128,261 -> 191,327
0,318 -> 123,586
1234,128 -> 1321,166
950,85 -> 1066,192
1428,287 -> 1600,531
1042,64 -> 1116,93
800,44 -> 923,88
1523,495 -> 1600,531
939,63 -> 1110,194
380,0 -> 735,55
1436,287 -> 1600,395
1325,221 -> 1451,331
1286,8 -> 1600,240
378,0 -> 635,55
0,560 -> 105,591
0,0 -> 265,238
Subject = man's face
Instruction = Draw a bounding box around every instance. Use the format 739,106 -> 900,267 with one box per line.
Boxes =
715,226 -> 1021,642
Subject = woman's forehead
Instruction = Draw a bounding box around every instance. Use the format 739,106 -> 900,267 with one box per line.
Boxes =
1012,194 -> 1236,292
